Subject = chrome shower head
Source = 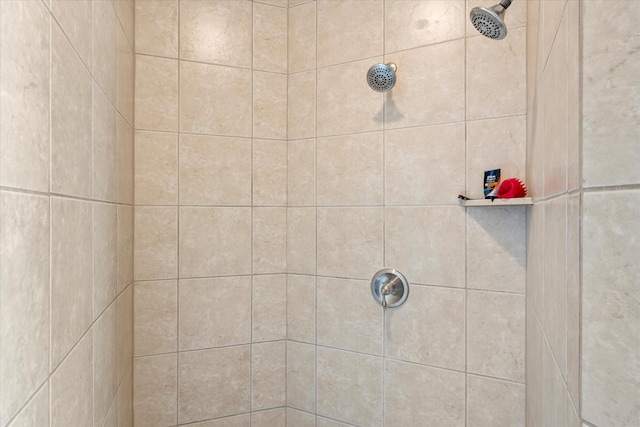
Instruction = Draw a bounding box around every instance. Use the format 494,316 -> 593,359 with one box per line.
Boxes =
367,63 -> 397,92
470,0 -> 512,40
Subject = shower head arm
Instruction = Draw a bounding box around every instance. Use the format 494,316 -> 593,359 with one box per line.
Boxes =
498,0 -> 512,10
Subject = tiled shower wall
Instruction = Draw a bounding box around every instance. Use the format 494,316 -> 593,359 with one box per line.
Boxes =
132,1 -> 289,426
286,1 -> 527,426
0,0 -> 135,426
526,1 -> 639,426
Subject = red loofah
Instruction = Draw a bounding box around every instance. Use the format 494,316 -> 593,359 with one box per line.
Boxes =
497,178 -> 527,198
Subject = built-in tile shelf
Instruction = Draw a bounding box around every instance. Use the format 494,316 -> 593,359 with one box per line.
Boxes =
458,197 -> 533,207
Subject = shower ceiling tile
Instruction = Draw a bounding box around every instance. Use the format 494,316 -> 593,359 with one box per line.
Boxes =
178,207 -> 252,278
180,61 -> 252,137
385,40 -> 465,129
317,0 -> 382,67
385,0 -> 465,53
134,0 -> 178,58
179,0 -> 252,67
0,0 -> 50,192
385,123 -> 465,205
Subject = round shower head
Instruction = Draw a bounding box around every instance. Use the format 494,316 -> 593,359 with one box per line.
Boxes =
470,0 -> 512,40
367,63 -> 397,92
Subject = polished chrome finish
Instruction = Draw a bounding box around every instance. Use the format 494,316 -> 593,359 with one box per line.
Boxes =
470,0 -> 513,40
371,268 -> 409,310
367,63 -> 397,92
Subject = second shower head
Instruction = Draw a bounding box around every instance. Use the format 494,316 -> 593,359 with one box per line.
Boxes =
367,63 -> 397,92
470,0 -> 513,40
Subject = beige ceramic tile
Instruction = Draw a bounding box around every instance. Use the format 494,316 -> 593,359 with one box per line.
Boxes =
288,71 -> 316,140
287,275 -> 316,343
316,419 -> 351,427
134,206 -> 178,280
133,354 -> 177,427
542,16 -> 568,198
93,203 -> 117,319
467,27 -> 526,120
93,304 -> 117,427
582,190 -> 640,427
467,290 -> 525,382
317,0 -> 382,67
50,332 -> 93,427
258,0 -> 288,7
467,206 -> 526,293
7,384 -> 49,427
118,0 -> 135,46
254,71 -> 287,139
466,115 -> 527,200
286,408 -> 316,427
179,134 -> 251,206
287,341 -> 315,412
117,205 -> 133,293
134,280 -> 177,356
134,0 -> 178,57
466,0 -> 527,37
317,207 -> 383,280
317,277 -> 382,355
118,363 -> 134,427
51,23 -> 92,198
180,0 -> 252,67
253,208 -> 287,274
116,285 -> 133,383
384,359 -> 465,427
467,375 -> 525,427
543,196 -> 567,378
385,207 -> 465,288
93,0 -> 118,103
386,0 -> 465,52
117,115 -> 134,204
385,123 -> 465,205
566,1 -> 580,192
102,399 -> 117,427
0,192 -> 49,423
317,347 -> 382,426
526,204 -> 544,318
179,276 -> 251,350
178,346 -> 251,423
317,132 -> 383,206
93,83 -> 118,202
252,275 -> 287,341
288,139 -> 316,206
50,197 -> 93,369
385,284 -> 465,370
51,0 -> 92,69
179,207 -> 252,277
385,40 -> 464,129
253,2 -> 287,73
525,308 -> 544,427
567,193 -> 580,408
252,341 -> 286,410
288,1 -> 316,72
188,414 -> 250,427
134,130 -> 178,205
252,409 -> 286,427
0,0 -> 50,192
582,0 -> 640,187
540,0 -> 566,66
543,340 -> 569,426
135,55 -> 178,132
317,58 -> 383,137
180,61 -> 252,136
287,208 -> 316,275
253,139 -> 287,206
117,24 -> 135,125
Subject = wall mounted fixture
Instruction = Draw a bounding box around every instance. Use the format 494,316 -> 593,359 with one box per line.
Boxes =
470,0 -> 513,40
